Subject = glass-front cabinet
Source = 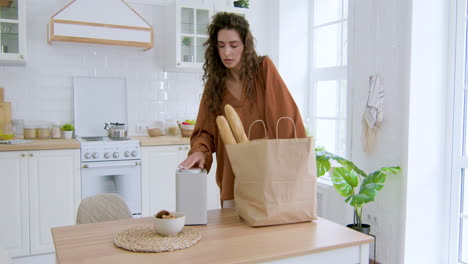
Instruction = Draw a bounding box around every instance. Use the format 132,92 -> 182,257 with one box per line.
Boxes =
0,0 -> 26,64
174,3 -> 212,70
164,1 -> 248,71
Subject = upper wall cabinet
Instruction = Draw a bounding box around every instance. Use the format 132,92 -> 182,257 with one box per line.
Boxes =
0,0 -> 26,65
48,0 -> 153,50
163,0 -> 248,72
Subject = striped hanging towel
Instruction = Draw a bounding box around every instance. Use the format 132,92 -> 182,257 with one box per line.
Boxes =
362,74 -> 384,152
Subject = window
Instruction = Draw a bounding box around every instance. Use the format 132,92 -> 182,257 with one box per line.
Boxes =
451,0 -> 468,262
309,0 -> 349,157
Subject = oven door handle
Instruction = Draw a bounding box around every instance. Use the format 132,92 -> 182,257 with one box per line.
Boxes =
82,161 -> 141,168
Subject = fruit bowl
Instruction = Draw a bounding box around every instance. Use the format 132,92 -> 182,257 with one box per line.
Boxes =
177,121 -> 195,137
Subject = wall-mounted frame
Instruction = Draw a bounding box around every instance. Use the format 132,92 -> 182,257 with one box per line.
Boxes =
48,0 -> 153,50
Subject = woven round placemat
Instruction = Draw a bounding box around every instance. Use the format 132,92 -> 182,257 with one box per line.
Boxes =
113,224 -> 201,253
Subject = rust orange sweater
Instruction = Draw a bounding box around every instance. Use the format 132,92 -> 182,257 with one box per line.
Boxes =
189,56 -> 306,201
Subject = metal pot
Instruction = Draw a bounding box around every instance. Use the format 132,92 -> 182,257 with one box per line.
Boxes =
104,122 -> 127,138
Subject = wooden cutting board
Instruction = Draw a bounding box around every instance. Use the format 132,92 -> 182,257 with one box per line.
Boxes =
0,102 -> 11,131
0,88 -> 4,102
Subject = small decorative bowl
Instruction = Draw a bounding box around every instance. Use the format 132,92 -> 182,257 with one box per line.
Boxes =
152,212 -> 185,236
147,128 -> 162,137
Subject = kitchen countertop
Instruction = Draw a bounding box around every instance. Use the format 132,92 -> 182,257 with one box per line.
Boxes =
132,135 -> 190,146
52,208 -> 373,264
0,136 -> 190,151
0,139 -> 80,151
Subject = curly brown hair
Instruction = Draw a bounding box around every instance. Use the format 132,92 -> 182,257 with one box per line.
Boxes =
202,12 -> 260,114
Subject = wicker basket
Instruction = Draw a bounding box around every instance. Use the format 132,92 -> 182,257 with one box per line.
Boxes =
177,122 -> 194,137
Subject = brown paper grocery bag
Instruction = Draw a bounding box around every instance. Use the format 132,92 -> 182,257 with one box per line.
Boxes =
225,118 -> 317,226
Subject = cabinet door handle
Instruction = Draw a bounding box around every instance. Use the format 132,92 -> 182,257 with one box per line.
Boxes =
185,147 -> 189,150
178,147 -> 182,150
29,153 -> 33,157
20,153 -> 25,157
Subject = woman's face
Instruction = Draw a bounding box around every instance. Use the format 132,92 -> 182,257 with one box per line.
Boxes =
217,29 -> 244,70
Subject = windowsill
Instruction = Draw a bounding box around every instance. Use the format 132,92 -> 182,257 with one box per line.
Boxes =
317,175 -> 334,188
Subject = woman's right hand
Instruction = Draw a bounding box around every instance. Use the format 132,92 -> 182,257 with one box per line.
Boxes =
178,151 -> 206,169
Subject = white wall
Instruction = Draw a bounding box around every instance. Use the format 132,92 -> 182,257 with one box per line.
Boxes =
0,0 -> 268,135
339,0 -> 451,262
258,0 -> 308,115
276,0 -> 309,115
404,0 -> 451,262
347,0 -> 411,262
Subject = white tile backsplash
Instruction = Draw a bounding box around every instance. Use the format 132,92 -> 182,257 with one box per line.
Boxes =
0,1 -> 203,136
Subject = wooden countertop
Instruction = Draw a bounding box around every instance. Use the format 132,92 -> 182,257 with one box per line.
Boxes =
0,136 -> 190,152
132,135 -> 190,146
0,139 -> 80,151
52,208 -> 373,264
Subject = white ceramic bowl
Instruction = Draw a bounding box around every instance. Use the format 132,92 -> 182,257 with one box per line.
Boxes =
152,212 -> 185,236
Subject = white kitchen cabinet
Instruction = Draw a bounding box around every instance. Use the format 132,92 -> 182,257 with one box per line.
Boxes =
141,144 -> 219,217
142,145 -> 180,216
0,0 -> 26,64
28,150 -> 81,255
0,149 -> 80,257
163,2 -> 212,71
163,0 -> 248,72
0,151 -> 29,257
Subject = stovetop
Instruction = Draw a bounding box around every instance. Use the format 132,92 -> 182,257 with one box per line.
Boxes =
78,136 -> 132,142
77,136 -> 141,162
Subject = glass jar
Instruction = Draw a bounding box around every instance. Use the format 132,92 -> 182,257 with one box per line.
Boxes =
24,124 -> 37,139
166,120 -> 179,136
37,123 -> 51,139
12,119 -> 24,139
0,123 -> 14,140
51,122 -> 62,139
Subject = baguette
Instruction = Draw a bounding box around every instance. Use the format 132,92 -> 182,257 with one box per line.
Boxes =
216,116 -> 237,145
225,104 -> 249,143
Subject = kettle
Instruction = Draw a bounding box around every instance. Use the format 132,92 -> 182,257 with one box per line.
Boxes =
104,122 -> 127,138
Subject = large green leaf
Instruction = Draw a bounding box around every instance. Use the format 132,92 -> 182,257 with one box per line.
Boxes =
362,171 -> 386,186
335,157 -> 367,178
349,193 -> 369,207
331,167 -> 358,197
380,166 -> 401,174
351,188 -> 376,206
316,155 -> 331,177
355,168 -> 400,206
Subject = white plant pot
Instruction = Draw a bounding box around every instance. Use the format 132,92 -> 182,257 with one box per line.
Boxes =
63,131 -> 73,139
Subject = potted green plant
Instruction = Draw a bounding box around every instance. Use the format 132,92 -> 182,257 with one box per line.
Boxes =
181,36 -> 192,47
315,148 -> 401,234
233,0 -> 249,8
61,123 -> 74,139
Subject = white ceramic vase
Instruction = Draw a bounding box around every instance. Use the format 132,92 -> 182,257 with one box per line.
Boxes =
63,130 -> 73,139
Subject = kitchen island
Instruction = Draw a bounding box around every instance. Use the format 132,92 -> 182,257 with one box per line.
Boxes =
52,208 -> 372,264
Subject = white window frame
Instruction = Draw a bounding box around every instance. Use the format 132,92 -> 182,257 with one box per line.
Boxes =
308,0 -> 353,186
450,0 -> 468,262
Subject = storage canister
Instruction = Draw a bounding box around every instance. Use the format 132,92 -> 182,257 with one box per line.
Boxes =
51,122 -> 61,139
23,124 -> 37,139
37,123 -> 51,139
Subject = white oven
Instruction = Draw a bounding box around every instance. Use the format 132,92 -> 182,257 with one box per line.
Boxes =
74,76 -> 143,216
81,159 -> 142,216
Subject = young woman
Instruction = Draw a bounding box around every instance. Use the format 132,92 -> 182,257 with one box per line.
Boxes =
178,12 -> 306,207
